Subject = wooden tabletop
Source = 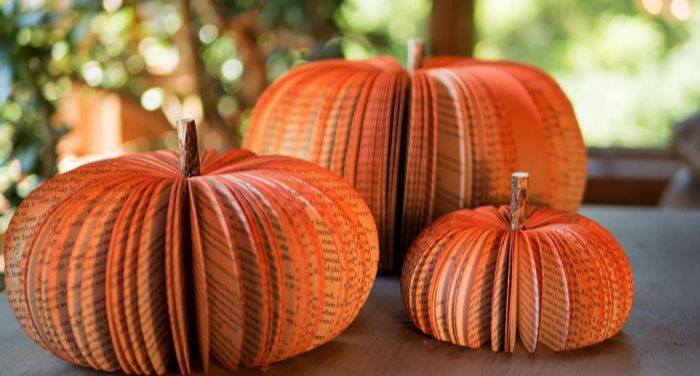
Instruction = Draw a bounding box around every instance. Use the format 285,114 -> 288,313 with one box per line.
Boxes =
1,206 -> 699,375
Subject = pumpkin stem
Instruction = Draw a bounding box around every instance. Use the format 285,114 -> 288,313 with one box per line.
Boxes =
177,118 -> 201,177
510,172 -> 529,230
407,38 -> 425,70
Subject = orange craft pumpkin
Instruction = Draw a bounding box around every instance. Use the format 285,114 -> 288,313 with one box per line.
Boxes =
244,39 -> 586,271
401,173 -> 633,352
4,119 -> 379,374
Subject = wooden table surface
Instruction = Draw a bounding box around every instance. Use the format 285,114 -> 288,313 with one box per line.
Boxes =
1,206 -> 699,376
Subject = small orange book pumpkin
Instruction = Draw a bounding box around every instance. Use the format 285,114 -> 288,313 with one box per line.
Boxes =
4,119 -> 379,374
244,39 -> 586,271
401,172 -> 633,352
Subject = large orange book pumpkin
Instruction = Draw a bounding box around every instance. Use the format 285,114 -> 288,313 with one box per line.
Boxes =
4,119 -> 379,374
244,39 -> 586,271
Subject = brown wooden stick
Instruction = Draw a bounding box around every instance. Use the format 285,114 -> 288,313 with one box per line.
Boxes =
510,172 -> 529,230
177,118 -> 200,177
407,38 -> 425,70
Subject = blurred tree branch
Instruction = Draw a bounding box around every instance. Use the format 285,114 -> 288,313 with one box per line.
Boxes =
226,9 -> 268,111
431,0 -> 474,56
204,1 -> 268,111
177,0 -> 240,148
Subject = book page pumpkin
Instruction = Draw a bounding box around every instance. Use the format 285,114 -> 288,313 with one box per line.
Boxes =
3,119 -> 379,374
244,39 -> 586,271
400,173 -> 633,352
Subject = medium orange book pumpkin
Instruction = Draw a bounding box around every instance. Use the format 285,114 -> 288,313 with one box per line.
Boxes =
4,119 -> 379,374
244,39 -> 586,271
401,172 -> 633,352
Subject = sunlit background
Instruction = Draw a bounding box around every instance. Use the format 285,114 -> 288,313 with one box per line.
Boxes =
477,0 -> 699,148
0,0 -> 699,258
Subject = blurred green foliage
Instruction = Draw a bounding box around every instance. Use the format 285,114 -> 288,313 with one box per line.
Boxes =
0,0 -> 428,233
475,0 -> 700,147
335,0 -> 430,60
0,0 -> 78,232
